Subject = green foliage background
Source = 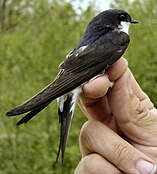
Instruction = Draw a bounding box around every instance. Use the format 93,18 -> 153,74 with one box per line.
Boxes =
0,0 -> 157,173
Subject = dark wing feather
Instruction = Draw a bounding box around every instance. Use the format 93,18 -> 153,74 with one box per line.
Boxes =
6,63 -> 107,117
6,31 -> 129,120
60,31 -> 129,73
16,101 -> 51,125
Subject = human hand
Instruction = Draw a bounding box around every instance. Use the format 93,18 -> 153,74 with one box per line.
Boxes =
75,58 -> 157,174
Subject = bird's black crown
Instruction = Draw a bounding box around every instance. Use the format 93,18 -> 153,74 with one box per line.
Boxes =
87,9 -> 138,32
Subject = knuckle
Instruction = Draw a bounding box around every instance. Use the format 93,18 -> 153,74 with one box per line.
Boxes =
80,154 -> 100,173
79,121 -> 91,143
79,120 -> 101,154
76,154 -> 124,174
79,120 -> 98,144
128,96 -> 154,126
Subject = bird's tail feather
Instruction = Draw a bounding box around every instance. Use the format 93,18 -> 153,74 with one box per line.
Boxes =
56,88 -> 80,162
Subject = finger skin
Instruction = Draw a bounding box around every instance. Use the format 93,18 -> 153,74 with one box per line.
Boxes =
108,68 -> 157,145
82,75 -> 110,99
80,57 -> 128,100
79,120 -> 155,174
80,57 -> 157,146
74,153 -> 123,174
78,57 -> 128,121
78,57 -> 157,172
106,57 -> 128,81
78,75 -> 111,121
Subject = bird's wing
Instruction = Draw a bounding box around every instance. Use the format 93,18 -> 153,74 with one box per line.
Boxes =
6,31 -> 129,118
60,31 -> 129,73
6,64 -> 105,117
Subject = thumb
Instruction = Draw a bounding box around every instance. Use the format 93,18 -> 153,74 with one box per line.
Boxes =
108,68 -> 157,146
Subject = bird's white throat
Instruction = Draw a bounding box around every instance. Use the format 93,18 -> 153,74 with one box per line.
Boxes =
119,21 -> 130,34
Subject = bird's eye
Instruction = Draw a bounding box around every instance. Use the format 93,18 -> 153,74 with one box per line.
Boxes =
119,14 -> 126,21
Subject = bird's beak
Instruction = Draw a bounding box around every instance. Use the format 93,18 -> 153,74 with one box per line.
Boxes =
131,19 -> 139,24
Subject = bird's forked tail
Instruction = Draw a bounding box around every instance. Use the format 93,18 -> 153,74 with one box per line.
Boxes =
56,87 -> 81,163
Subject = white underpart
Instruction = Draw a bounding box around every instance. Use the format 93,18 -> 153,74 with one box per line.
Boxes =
119,21 -> 131,34
69,87 -> 82,114
57,95 -> 67,112
57,87 -> 82,114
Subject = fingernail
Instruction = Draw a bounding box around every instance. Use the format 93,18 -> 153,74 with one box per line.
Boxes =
109,81 -> 114,88
136,160 -> 156,174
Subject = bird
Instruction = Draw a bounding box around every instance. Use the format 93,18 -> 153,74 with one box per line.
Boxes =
5,9 -> 138,162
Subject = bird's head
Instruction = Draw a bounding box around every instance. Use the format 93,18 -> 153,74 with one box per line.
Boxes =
87,9 -> 138,35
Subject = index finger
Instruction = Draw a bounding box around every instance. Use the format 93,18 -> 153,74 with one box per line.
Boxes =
78,57 -> 128,120
80,57 -> 128,103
